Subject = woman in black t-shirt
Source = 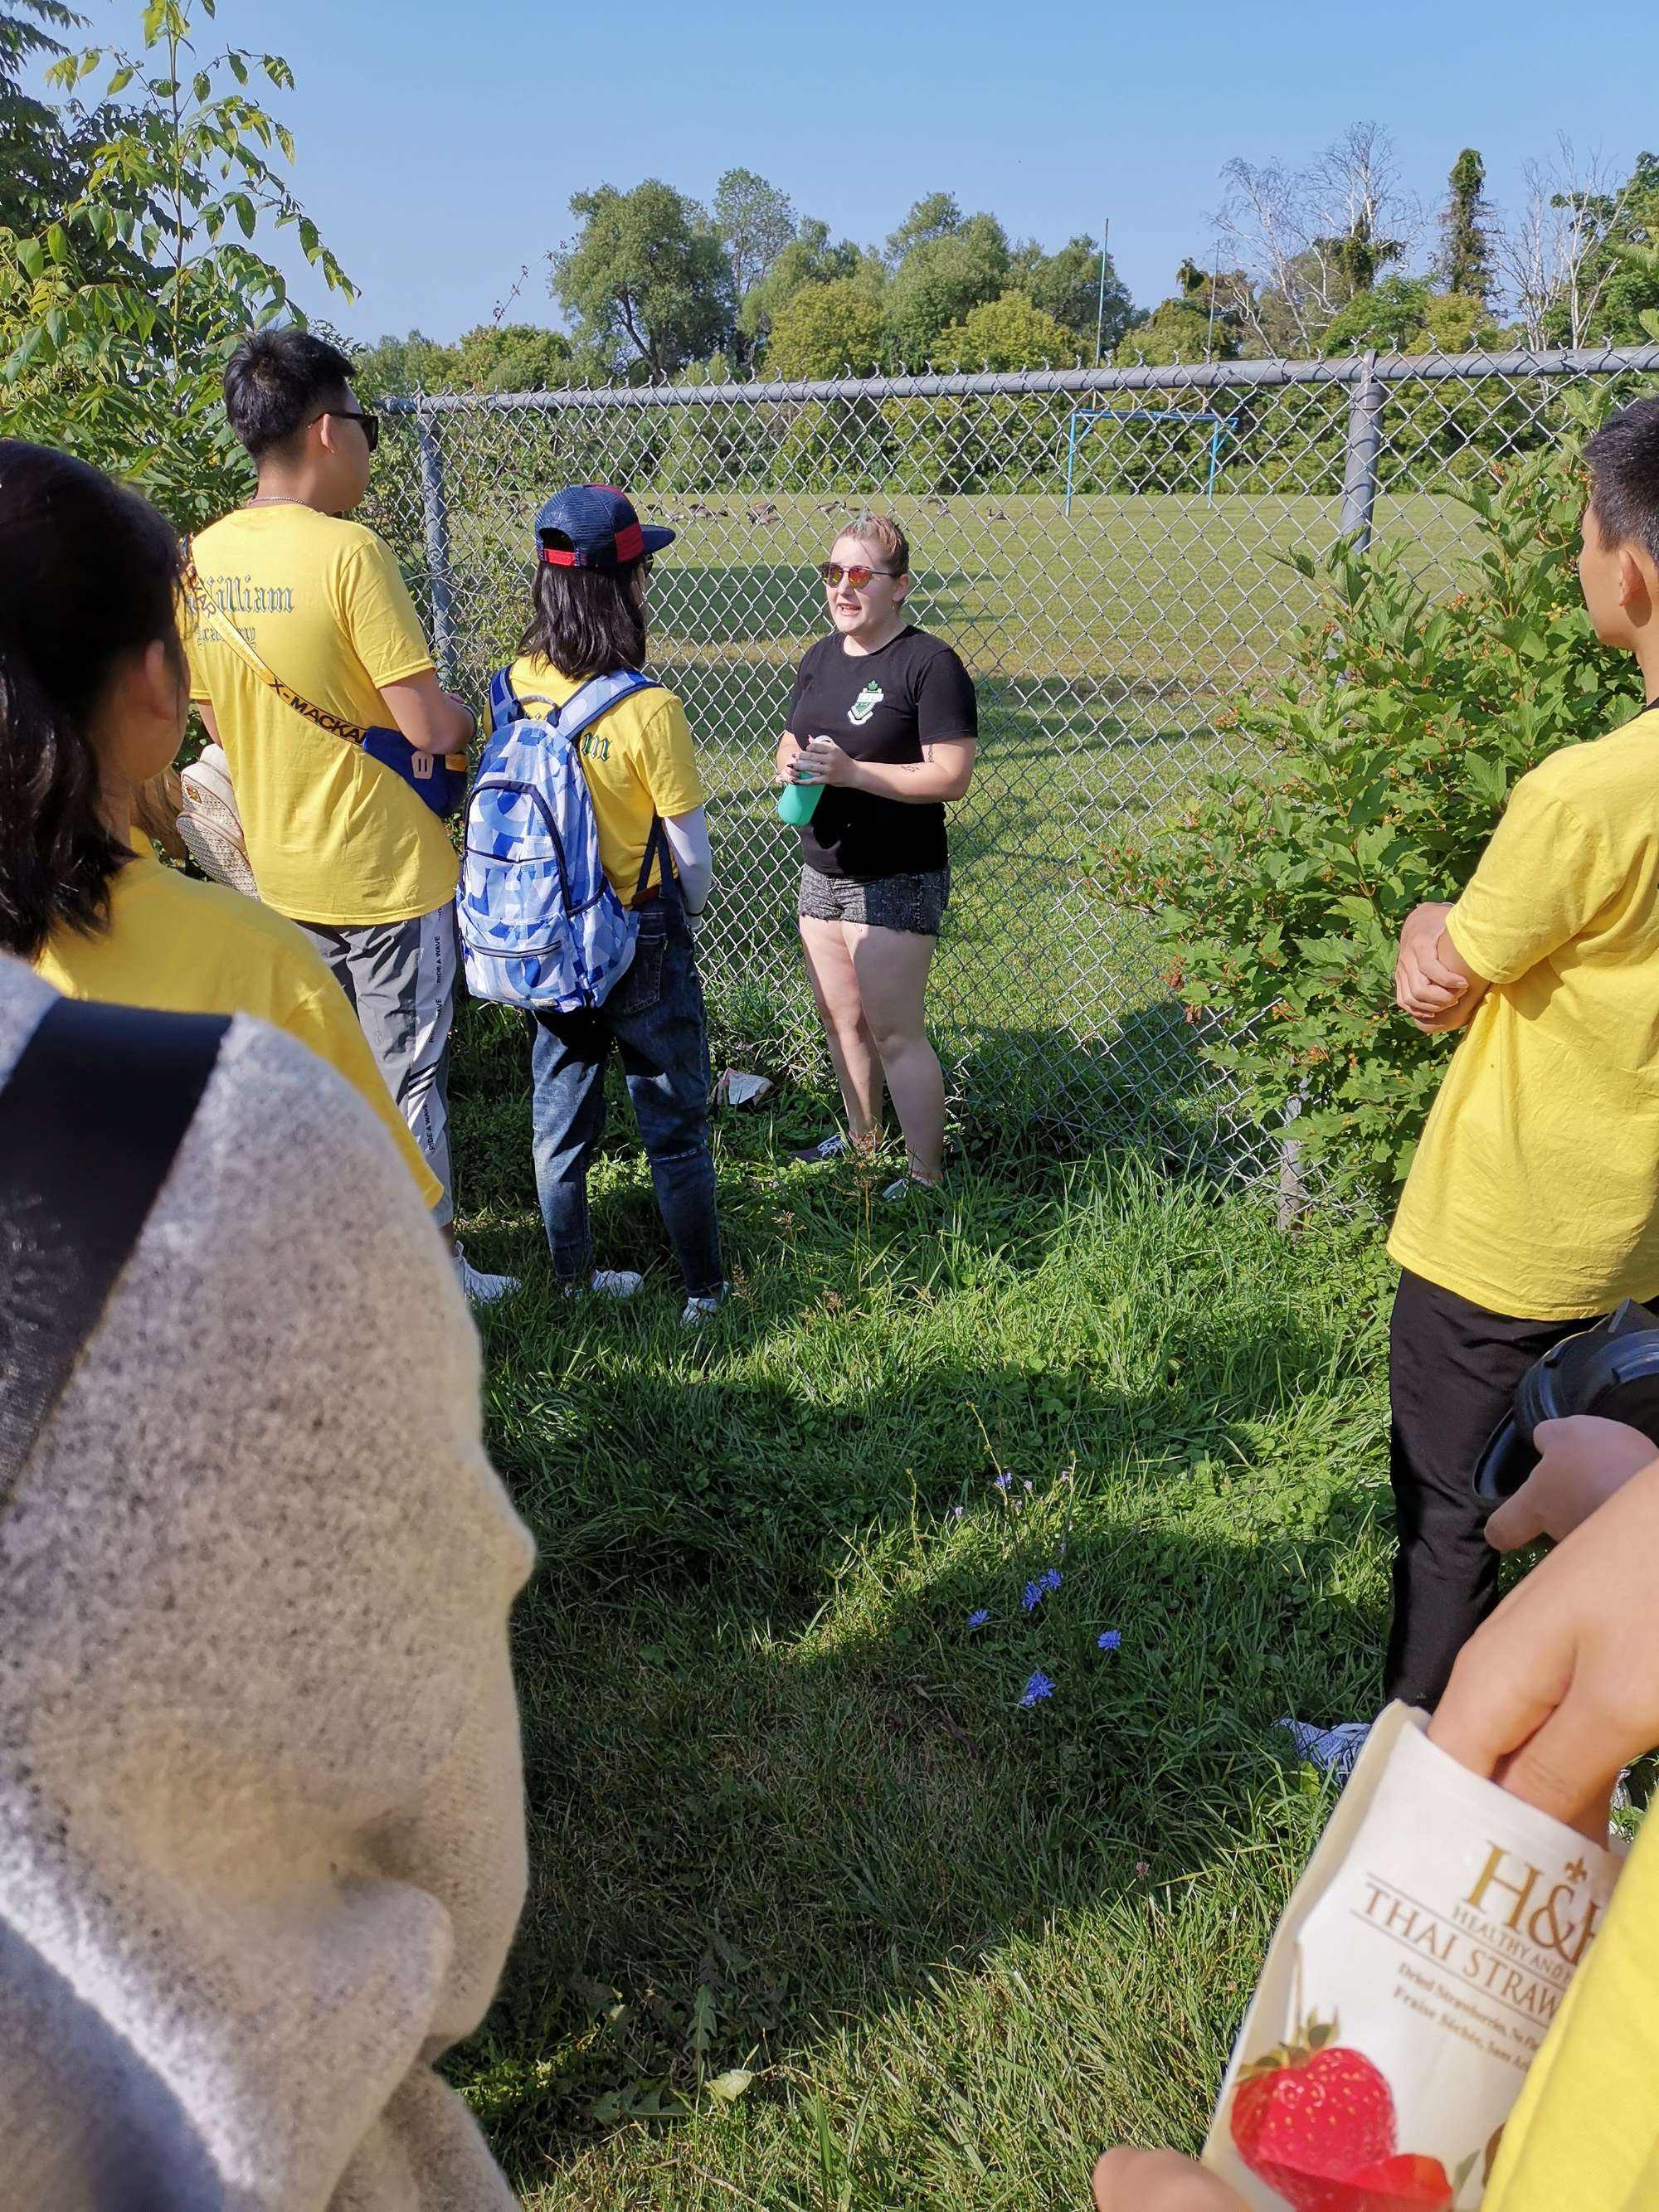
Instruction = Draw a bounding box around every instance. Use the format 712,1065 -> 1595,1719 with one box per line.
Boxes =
776,513 -> 978,1196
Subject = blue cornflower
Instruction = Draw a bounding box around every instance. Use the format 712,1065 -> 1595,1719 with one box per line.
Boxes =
1097,1629 -> 1121,1653
1023,1568 -> 1063,1612
1018,1670 -> 1055,1708
966,1608 -> 990,1631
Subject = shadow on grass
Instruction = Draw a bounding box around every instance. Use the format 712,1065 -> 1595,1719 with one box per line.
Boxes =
439,1129 -> 1390,2190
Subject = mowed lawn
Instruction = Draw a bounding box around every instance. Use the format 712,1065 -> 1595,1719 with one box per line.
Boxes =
446,1000 -> 1397,2210
373,453 -> 1489,1144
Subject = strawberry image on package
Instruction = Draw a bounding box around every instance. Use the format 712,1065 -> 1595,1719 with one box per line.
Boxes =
1203,1704 -> 1622,2209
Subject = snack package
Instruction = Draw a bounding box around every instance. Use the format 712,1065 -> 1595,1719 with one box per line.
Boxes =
1203,1704 -> 1623,2210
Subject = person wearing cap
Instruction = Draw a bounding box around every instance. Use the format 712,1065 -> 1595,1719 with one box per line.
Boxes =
776,512 -> 978,1200
189,327 -> 517,1307
499,485 -> 726,1321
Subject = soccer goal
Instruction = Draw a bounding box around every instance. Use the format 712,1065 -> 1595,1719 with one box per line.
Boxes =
1063,406 -> 1240,514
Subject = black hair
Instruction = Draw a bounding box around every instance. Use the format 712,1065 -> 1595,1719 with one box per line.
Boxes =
1586,397 -> 1659,568
518,546 -> 649,678
223,326 -> 355,462
0,440 -> 184,959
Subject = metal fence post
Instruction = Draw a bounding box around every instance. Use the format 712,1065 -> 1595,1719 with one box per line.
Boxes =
1339,351 -> 1385,550
414,406 -> 458,688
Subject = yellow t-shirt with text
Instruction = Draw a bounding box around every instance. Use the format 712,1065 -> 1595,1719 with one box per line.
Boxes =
506,656 -> 705,902
187,504 -> 460,928
1389,705 -> 1659,1319
34,838 -> 442,1210
1482,1798 -> 1659,2209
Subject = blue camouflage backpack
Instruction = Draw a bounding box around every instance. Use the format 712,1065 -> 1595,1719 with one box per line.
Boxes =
459,665 -> 664,1011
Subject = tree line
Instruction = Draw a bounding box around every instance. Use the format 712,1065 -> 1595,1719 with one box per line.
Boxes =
2,0 -> 1657,522
355,129 -> 1659,400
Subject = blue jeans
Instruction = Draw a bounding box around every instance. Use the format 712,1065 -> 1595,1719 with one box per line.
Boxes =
531,894 -> 723,1297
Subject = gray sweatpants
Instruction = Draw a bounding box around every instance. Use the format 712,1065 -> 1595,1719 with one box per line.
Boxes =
297,904 -> 459,1226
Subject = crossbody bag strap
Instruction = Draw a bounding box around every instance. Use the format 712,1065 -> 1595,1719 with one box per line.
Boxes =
0,999 -> 229,1514
182,547 -> 372,749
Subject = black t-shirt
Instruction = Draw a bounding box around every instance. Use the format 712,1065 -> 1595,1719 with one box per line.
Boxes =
785,626 -> 978,879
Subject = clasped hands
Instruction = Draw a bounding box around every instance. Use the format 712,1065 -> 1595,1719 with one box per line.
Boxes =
775,734 -> 854,790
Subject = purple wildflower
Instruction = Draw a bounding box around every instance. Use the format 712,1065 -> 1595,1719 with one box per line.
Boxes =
1022,1568 -> 1063,1612
1097,1630 -> 1121,1653
967,1609 -> 990,1631
1018,1670 -> 1055,1709
993,1473 -> 1012,1492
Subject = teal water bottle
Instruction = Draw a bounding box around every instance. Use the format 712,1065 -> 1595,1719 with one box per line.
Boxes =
776,746 -> 826,828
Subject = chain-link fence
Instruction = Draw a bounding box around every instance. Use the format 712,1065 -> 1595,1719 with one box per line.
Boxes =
373,343 -> 1659,1174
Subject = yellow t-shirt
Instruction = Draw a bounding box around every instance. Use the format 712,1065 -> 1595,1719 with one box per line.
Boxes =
186,504 -> 460,929
1484,1804 -> 1659,2210
506,656 -> 705,902
1389,706 -> 1659,1320
34,839 -> 442,1210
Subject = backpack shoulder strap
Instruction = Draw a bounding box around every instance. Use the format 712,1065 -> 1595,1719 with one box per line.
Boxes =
0,999 -> 228,1512
486,666 -> 521,735
545,668 -> 659,750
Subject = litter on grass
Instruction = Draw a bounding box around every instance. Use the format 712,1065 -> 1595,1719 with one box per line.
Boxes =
713,1069 -> 774,1108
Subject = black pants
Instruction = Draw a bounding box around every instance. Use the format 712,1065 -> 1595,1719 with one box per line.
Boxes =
1386,1269 -> 1596,1710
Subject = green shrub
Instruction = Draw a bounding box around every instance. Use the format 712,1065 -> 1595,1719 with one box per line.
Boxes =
1103,437 -> 1644,1203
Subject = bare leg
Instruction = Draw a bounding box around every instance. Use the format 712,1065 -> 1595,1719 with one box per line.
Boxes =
849,925 -> 944,1182
800,916 -> 884,1146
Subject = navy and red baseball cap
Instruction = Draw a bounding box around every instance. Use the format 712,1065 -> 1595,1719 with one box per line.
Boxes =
534,484 -> 675,570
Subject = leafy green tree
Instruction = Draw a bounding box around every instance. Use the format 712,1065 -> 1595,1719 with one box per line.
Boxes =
766,275 -> 885,380
1007,231 -> 1131,357
1540,153 -> 1659,345
550,179 -> 732,382
1117,261 -> 1240,367
884,209 -> 1011,366
712,167 -> 795,358
1,0 -> 79,229
1321,275 -> 1436,354
737,216 -> 864,348
454,320 -> 571,391
350,328 -> 458,400
935,289 -> 1078,372
1437,148 -> 1496,306
1103,431 -> 1641,1202
0,0 -> 352,526
884,191 -> 961,265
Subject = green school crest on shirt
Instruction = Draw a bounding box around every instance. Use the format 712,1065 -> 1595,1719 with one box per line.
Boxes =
847,680 -> 884,727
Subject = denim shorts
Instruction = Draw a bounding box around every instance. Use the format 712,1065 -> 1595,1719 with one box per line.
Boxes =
798,864 -> 951,936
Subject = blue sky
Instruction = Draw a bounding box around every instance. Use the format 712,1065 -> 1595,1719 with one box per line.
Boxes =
73,0 -> 1659,342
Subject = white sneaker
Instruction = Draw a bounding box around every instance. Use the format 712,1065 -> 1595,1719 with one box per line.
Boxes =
564,1268 -> 645,1300
791,1132 -> 851,1164
882,1174 -> 944,1203
455,1246 -> 522,1307
681,1286 -> 729,1325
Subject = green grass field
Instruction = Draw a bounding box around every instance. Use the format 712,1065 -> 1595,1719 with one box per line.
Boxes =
445,1011 -> 1397,2210
373,450 -> 1495,1149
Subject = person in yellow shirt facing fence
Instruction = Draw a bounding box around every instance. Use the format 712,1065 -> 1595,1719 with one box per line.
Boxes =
188,327 -> 515,1305
0,437 -> 440,1217
1383,395 -> 1659,1715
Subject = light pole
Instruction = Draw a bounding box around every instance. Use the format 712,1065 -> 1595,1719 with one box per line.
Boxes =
1093,216 -> 1112,367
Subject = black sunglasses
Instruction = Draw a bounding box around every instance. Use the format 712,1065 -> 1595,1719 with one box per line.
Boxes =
312,406 -> 380,455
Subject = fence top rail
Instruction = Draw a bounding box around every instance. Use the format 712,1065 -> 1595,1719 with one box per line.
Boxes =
383,343 -> 1659,418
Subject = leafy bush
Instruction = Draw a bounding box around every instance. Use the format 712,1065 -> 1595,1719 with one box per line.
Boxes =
1103,438 -> 1644,1202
